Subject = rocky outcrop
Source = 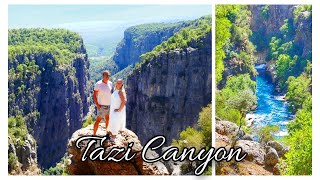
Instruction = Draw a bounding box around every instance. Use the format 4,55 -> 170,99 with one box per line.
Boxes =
234,140 -> 266,165
113,22 -> 191,70
215,120 -> 287,175
67,123 -> 169,175
8,135 -> 40,175
294,8 -> 312,58
266,60 -> 277,83
126,32 -> 212,146
8,39 -> 90,169
267,141 -> 288,159
265,147 -> 279,167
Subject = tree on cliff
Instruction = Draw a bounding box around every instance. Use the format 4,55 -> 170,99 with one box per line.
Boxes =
172,104 -> 212,175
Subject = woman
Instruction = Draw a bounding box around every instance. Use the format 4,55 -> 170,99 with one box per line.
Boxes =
108,79 -> 127,143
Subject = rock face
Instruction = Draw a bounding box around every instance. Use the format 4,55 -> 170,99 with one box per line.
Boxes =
8,40 -> 90,168
67,123 -> 169,175
267,141 -> 288,159
234,140 -> 266,165
294,9 -> 312,58
8,134 -> 40,175
126,32 -> 212,146
216,120 -> 244,137
265,147 -> 279,167
113,22 -> 191,70
249,5 -> 294,38
249,5 -> 312,82
215,120 -> 287,175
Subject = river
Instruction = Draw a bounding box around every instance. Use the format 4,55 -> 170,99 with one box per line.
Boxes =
246,64 -> 294,139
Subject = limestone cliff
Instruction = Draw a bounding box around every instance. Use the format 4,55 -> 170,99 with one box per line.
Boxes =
67,123 -> 169,175
250,5 -> 312,60
249,5 -> 312,82
112,22 -> 191,70
8,29 -> 91,169
126,31 -> 212,146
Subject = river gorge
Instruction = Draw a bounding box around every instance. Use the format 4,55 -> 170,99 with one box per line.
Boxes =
247,65 -> 294,139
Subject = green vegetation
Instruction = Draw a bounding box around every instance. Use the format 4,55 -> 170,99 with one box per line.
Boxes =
258,125 -> 280,144
82,116 -> 94,128
260,5 -> 270,19
263,5 -> 312,175
111,64 -> 134,84
267,7 -> 311,90
280,64 -> 312,175
8,116 -> 29,145
9,28 -> 84,65
215,5 -> 257,130
215,4 -> 312,175
281,91 -> 312,175
172,104 -> 212,175
279,19 -> 295,39
8,57 -> 41,116
286,62 -> 311,112
89,56 -> 118,82
8,28 -> 84,128
275,54 -> 295,88
126,21 -> 192,43
8,28 -> 86,174
216,74 -> 256,126
135,15 -> 211,70
293,5 -> 312,22
43,156 -> 69,175
216,5 -> 257,84
8,152 -> 20,173
215,5 -> 234,83
85,42 -> 118,57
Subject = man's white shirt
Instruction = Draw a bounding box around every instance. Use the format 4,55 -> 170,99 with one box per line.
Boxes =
94,80 -> 112,106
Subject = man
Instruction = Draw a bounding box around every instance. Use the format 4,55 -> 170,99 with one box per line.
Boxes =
93,70 -> 112,136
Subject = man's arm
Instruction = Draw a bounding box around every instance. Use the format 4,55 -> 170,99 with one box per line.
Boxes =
93,90 -> 100,110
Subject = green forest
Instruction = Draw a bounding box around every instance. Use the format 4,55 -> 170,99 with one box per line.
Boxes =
215,5 -> 312,175
216,5 -> 257,127
136,15 -> 211,70
126,21 -> 192,43
9,28 -> 84,64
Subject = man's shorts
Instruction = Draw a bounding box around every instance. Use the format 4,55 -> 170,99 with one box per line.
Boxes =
97,105 -> 110,118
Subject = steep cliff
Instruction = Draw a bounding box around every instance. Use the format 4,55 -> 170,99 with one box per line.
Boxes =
249,5 -> 312,62
112,21 -> 192,70
126,16 -> 212,146
216,5 -> 257,89
8,29 -> 90,169
249,5 -> 312,86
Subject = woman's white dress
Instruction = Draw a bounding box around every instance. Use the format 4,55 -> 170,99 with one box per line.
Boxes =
108,89 -> 126,135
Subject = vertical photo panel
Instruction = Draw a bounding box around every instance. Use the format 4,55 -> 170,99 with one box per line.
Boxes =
215,4 -> 312,175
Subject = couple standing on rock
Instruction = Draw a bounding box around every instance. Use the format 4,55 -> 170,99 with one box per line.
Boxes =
92,70 -> 127,144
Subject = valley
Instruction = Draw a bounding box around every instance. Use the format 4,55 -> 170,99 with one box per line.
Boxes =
8,15 -> 212,175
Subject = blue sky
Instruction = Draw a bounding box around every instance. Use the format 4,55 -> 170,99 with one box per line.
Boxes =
9,5 -> 211,28
8,5 -> 211,56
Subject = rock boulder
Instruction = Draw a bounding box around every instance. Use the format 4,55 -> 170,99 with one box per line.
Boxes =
67,123 -> 169,175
